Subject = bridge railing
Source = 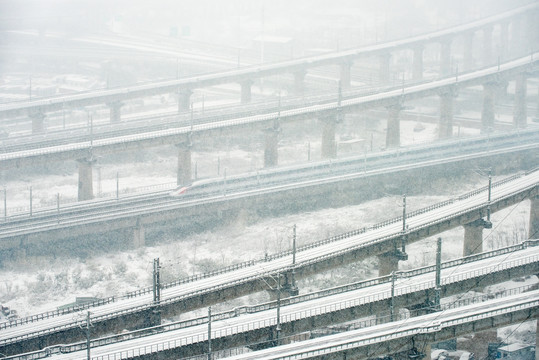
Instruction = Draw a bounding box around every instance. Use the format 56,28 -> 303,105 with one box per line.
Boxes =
85,285 -> 538,360
3,238 -> 536,352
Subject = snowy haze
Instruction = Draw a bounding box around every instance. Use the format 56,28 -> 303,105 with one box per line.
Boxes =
0,0 -> 537,355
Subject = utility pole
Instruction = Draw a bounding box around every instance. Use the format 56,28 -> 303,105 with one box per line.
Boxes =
487,169 -> 492,222
153,258 -> 161,304
390,271 -> 397,322
292,224 -> 296,265
276,273 -> 282,345
434,237 -> 442,310
3,188 -> 6,221
400,194 -> 408,258
207,306 -> 212,360
86,311 -> 91,360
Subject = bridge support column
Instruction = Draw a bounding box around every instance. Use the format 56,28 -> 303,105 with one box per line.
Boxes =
463,218 -> 491,256
240,79 -> 253,104
513,73 -> 527,128
378,53 -> 391,85
176,141 -> 192,186
412,45 -> 424,81
500,21 -> 510,61
107,101 -> 122,123
439,87 -> 458,139
423,343 -> 432,360
530,195 -> 539,239
294,70 -> 306,96
77,157 -> 96,201
440,39 -> 452,76
462,32 -> 474,71
482,25 -> 493,67
511,15 -> 526,55
320,115 -> 337,159
263,122 -> 280,168
385,103 -> 402,149
178,89 -> 192,113
133,218 -> 145,248
481,81 -> 497,133
340,61 -> 352,90
282,270 -> 299,296
30,112 -> 45,134
377,252 -> 400,277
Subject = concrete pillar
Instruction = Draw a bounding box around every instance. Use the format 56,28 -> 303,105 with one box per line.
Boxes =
240,79 -> 253,104
440,38 -> 452,76
263,122 -> 280,168
463,218 -> 491,256
30,112 -> 45,134
439,87 -> 457,139
481,81 -> 497,133
133,218 -> 145,248
412,45 -> 424,81
462,32 -> 474,72
499,21 -> 510,61
423,343 -> 432,360
530,195 -> 539,239
513,73 -> 527,128
320,115 -> 337,159
108,101 -> 122,123
281,270 -> 299,296
294,69 -> 306,96
77,157 -> 96,201
176,142 -> 192,186
510,15 -> 528,55
524,10 -> 539,54
385,103 -> 402,148
178,89 -> 192,113
482,25 -> 493,67
378,53 -> 391,85
340,60 -> 352,90
378,252 -> 399,277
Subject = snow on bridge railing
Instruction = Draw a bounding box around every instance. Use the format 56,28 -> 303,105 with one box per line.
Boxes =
88,285 -> 537,360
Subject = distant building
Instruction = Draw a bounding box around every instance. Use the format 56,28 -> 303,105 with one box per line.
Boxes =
496,343 -> 535,360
